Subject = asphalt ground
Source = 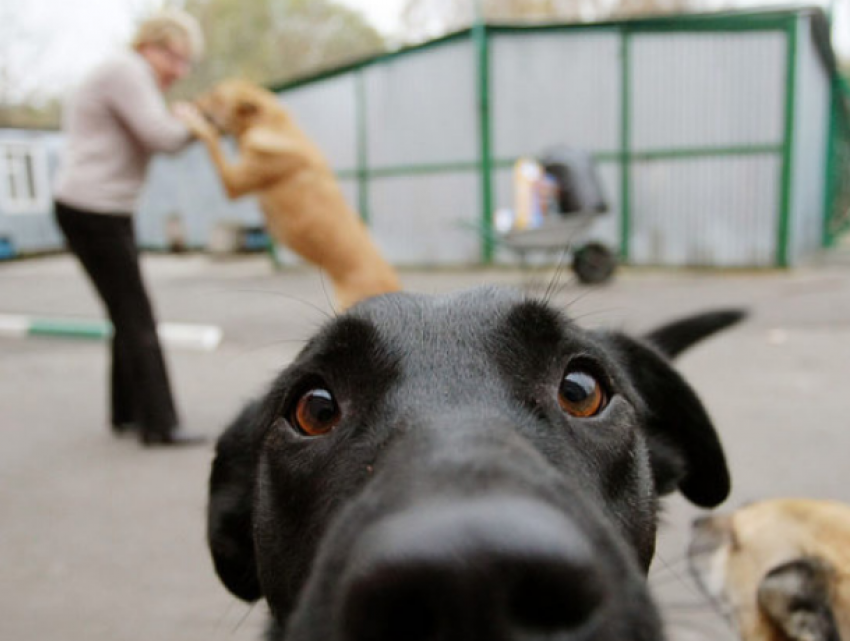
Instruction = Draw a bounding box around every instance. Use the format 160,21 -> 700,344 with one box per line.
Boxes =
3,251 -> 850,641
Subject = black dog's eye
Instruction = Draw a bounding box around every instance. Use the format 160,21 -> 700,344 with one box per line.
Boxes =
558,369 -> 607,418
290,388 -> 341,436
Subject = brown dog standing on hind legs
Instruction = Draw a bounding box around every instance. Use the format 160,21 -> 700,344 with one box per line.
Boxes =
184,79 -> 401,310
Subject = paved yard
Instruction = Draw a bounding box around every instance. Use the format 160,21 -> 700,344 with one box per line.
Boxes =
2,252 -> 850,641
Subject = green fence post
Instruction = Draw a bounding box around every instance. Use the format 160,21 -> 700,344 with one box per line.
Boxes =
777,17 -> 798,267
474,4 -> 494,264
823,78 -> 839,247
356,69 -> 370,224
619,26 -> 632,262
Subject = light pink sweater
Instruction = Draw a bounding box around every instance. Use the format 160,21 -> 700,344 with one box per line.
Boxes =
54,49 -> 192,214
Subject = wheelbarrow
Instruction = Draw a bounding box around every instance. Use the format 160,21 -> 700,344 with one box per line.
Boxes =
500,147 -> 617,285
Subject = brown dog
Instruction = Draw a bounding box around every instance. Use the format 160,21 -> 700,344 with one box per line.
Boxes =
689,498 -> 850,641
187,79 -> 401,310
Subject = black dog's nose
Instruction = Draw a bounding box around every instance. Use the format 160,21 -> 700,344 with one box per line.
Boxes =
341,498 -> 606,641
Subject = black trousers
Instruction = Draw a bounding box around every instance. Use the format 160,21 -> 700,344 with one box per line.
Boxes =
54,201 -> 179,435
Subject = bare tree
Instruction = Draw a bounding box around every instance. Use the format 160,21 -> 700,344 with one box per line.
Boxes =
400,0 -> 711,42
0,0 -> 54,126
401,0 -> 474,42
167,0 -> 386,98
608,0 -> 702,19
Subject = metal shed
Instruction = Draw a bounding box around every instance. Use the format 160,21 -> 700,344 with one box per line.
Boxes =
0,128 -> 64,259
53,6 -> 850,268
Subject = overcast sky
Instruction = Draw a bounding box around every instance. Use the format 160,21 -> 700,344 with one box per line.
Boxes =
4,0 -> 848,102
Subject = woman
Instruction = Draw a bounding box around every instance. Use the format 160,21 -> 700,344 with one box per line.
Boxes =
53,9 -> 207,446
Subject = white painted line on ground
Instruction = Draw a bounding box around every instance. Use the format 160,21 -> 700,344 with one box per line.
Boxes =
0,314 -> 223,351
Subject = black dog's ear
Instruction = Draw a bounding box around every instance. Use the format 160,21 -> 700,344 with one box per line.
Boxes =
207,400 -> 264,602
604,310 -> 744,508
645,310 -> 746,359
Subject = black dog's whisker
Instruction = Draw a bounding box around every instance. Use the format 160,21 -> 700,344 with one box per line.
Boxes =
227,316 -> 328,361
651,570 -> 706,589
650,552 -> 699,577
650,569 -> 694,588
227,336 -> 313,362
534,234 -> 579,296
199,287 -> 331,363
317,269 -> 339,319
650,555 -> 713,609
566,307 -> 633,328
663,568 -> 740,632
212,598 -> 257,636
543,214 -> 613,303
231,601 -> 259,634
662,615 -> 737,641
214,598 -> 239,632
221,287 -> 335,321
542,244 -> 575,303
519,262 -> 578,302
556,281 -> 600,312
545,268 -> 579,303
681,543 -> 721,562
658,599 -> 717,611
514,265 -> 545,292
664,604 -> 740,640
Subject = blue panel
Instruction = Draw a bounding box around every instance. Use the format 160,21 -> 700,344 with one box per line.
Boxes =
0,237 -> 16,260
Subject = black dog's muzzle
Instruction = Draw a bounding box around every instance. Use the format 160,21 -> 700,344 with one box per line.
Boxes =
341,497 -> 606,641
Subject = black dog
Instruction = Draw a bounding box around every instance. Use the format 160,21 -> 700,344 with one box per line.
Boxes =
208,286 -> 742,641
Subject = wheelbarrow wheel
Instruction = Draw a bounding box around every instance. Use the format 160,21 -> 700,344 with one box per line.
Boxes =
572,242 -> 616,284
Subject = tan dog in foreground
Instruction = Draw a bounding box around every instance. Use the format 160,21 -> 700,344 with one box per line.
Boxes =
186,79 -> 400,310
689,498 -> 850,641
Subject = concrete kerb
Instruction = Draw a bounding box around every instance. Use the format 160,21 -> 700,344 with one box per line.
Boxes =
0,314 -> 223,352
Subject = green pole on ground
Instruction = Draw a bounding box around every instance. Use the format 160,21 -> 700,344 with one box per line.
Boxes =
474,0 -> 495,264
28,318 -> 111,340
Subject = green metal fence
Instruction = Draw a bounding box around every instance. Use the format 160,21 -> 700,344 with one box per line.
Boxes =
824,77 -> 850,245
263,7 -> 843,267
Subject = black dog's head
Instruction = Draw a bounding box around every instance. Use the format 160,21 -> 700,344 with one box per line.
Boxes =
209,286 -> 742,641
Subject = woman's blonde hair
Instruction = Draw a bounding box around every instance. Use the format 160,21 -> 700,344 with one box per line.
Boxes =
131,8 -> 205,61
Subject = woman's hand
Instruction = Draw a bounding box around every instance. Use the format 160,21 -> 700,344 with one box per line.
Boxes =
173,101 -> 217,141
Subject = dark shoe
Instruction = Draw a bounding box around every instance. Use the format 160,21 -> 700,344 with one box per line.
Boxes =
112,421 -> 139,436
141,427 -> 207,447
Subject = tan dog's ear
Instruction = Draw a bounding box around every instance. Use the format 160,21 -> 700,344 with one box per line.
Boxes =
758,558 -> 839,641
235,99 -> 259,120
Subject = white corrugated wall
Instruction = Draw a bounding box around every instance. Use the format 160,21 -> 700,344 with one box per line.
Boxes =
789,14 -> 830,265
364,40 -> 481,266
489,30 -> 623,259
628,30 -> 787,266
283,74 -> 360,172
